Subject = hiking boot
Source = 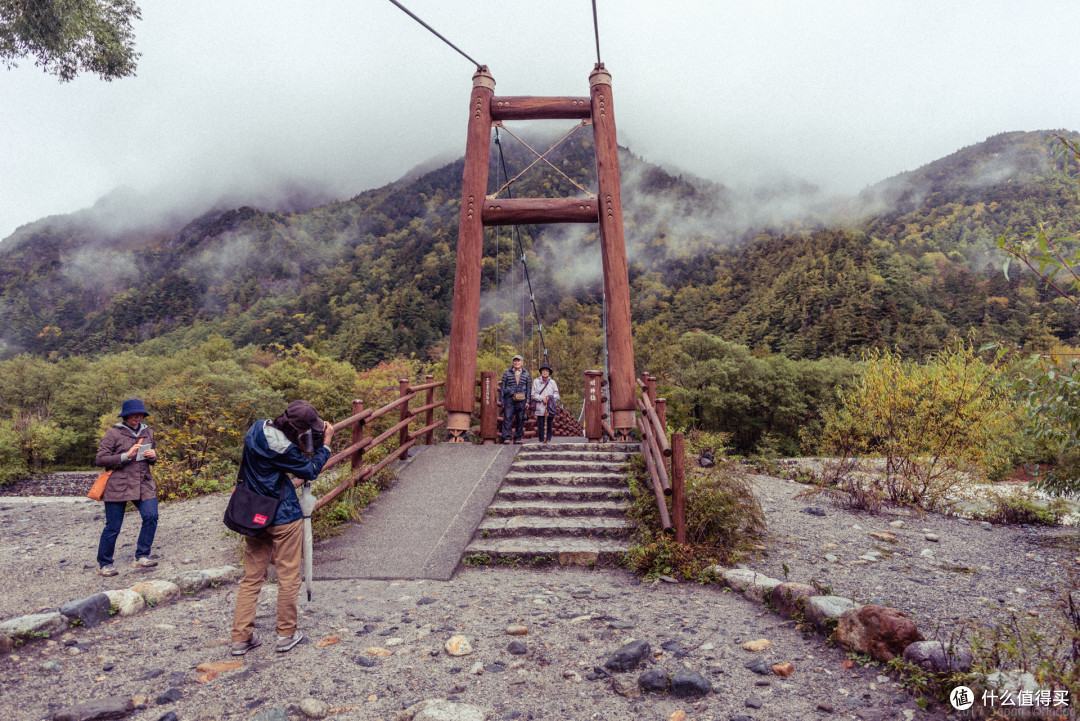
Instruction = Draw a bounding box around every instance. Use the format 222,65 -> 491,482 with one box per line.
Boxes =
275,631 -> 303,653
231,631 -> 262,656
98,564 -> 118,577
132,557 -> 158,568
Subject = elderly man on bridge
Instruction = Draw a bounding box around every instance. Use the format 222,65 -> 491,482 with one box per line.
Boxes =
500,354 -> 531,444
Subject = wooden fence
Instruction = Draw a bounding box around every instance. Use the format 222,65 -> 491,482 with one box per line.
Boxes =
297,375 -> 445,512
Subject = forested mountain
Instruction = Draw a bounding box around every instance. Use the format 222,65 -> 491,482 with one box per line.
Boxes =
1,129 -> 1078,367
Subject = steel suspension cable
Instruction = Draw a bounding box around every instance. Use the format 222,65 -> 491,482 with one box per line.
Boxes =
591,0 -> 602,66
493,129 -> 550,365
386,0 -> 485,70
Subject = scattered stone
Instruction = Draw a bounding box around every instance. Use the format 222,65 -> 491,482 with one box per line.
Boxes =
156,688 -> 182,704
658,575 -> 678,583
902,640 -> 973,673
103,589 -> 144,616
604,640 -> 650,672
158,713 -> 180,721
40,659 -> 63,673
251,709 -> 289,721
771,662 -> 794,677
365,647 -> 392,657
868,532 -> 897,543
817,702 -> 835,713
980,522 -> 993,531
611,675 -> 642,698
745,695 -> 763,709
924,533 -> 939,542
670,669 -> 711,697
802,507 -> 827,516
316,635 -> 340,648
669,711 -> 687,721
770,582 -> 817,617
505,624 -> 529,636
385,637 -> 404,647
50,696 -> 134,721
444,635 -> 473,656
824,554 -> 839,563
835,605 -> 925,661
134,668 -> 164,681
196,659 -> 242,673
507,641 -> 527,655
561,669 -> 581,682
889,520 -> 904,528
741,639 -> 771,652
638,667 -> 668,693
920,549 -> 935,558
607,621 -> 634,629
299,698 -> 330,719
354,655 -> 376,667
858,554 -> 880,563
470,661 -> 484,675
417,597 -> 437,605
744,659 -> 770,675
59,593 -> 111,629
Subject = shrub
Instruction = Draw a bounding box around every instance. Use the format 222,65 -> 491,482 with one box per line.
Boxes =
975,489 -> 1069,527
814,343 -> 1021,512
626,431 -> 766,579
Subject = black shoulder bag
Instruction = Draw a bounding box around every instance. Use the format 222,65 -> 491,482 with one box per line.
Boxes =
223,477 -> 289,537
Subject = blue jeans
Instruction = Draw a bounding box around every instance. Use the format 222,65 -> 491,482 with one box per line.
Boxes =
501,399 -> 527,441
97,499 -> 158,567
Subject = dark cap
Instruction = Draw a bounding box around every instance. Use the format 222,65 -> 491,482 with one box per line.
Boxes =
539,363 -> 553,374
512,354 -> 523,362
283,400 -> 325,433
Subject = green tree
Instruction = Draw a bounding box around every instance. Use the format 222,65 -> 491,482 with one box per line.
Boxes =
1,0 -> 141,81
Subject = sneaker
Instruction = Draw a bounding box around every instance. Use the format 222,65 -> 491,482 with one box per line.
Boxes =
132,557 -> 158,568
98,564 -> 118,577
231,631 -> 262,656
275,631 -> 303,653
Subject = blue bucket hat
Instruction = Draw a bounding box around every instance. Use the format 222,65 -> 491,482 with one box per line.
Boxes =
118,398 -> 148,418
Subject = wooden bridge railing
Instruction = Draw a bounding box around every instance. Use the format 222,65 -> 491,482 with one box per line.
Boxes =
635,373 -> 687,543
296,375 -> 445,512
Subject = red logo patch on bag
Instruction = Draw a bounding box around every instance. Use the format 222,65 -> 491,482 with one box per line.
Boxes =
253,514 -> 268,525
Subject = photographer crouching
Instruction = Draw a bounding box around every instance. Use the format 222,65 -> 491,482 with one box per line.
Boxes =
230,400 -> 334,655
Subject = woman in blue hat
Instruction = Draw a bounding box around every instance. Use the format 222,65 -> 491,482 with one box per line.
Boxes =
92,398 -> 159,577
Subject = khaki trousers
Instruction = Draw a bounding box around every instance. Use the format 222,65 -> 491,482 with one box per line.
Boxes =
231,519 -> 303,642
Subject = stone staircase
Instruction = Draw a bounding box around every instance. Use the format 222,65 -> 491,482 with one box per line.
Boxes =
463,442 -> 638,565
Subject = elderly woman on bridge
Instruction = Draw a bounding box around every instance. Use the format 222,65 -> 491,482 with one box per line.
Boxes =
531,363 -> 559,444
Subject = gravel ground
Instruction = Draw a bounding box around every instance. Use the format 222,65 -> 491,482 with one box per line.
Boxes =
744,471 -> 1080,643
1,463 -> 1076,721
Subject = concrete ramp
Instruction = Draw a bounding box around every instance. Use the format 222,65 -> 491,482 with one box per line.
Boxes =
312,443 -> 518,581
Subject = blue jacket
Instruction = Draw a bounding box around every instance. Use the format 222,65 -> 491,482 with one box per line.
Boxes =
237,419 -> 331,526
501,367 -> 531,400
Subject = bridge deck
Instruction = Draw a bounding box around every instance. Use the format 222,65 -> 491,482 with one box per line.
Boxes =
312,443 -> 519,581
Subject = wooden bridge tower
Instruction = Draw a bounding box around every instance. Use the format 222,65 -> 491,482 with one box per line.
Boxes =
443,64 -> 637,440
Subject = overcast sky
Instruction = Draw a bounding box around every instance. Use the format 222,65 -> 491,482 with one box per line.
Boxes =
1,0 -> 1077,241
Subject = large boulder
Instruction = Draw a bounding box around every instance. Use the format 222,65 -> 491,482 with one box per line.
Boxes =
604,640 -> 650,672
670,669 -> 712,697
130,580 -> 180,607
718,568 -> 759,591
51,696 -> 133,721
0,612 -> 68,640
902,640 -> 973,673
770,582 -> 818,617
59,593 -> 112,629
169,565 -> 242,593
103,589 -> 144,616
804,596 -> 859,634
744,574 -> 783,605
638,667 -> 668,693
398,699 -> 487,721
834,605 -> 924,661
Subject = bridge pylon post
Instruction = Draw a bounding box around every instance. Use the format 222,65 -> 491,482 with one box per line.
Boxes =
445,66 -> 495,442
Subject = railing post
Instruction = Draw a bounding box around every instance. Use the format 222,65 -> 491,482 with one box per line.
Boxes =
655,398 -> 667,437
350,399 -> 365,472
480,371 -> 497,443
672,432 -> 686,544
424,374 -> 435,445
584,370 -> 602,443
647,374 -> 658,406
399,378 -> 411,448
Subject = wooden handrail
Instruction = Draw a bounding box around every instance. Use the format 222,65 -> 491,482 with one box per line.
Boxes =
408,419 -> 444,442
638,391 -> 671,457
367,392 -> 416,423
330,408 -> 373,433
637,415 -> 672,531
324,436 -> 374,471
636,398 -> 671,493
409,400 -> 443,417
409,380 -> 445,393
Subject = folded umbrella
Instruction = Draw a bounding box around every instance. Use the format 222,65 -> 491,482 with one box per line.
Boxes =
300,481 -> 316,602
